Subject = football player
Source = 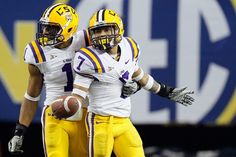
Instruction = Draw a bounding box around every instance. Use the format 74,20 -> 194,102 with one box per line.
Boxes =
8,4 -> 139,157
71,9 -> 194,157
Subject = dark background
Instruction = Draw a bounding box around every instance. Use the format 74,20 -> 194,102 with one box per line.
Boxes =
1,123 -> 236,157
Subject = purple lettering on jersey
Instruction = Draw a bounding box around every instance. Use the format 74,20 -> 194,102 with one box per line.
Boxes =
77,56 -> 85,71
62,63 -> 73,91
119,71 -> 130,83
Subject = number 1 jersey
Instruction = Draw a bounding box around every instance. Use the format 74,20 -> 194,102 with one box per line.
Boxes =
23,30 -> 90,106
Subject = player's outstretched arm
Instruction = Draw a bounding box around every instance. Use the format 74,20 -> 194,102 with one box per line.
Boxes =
8,64 -> 43,154
132,67 -> 194,106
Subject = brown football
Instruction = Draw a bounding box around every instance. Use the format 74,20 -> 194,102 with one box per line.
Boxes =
51,95 -> 79,119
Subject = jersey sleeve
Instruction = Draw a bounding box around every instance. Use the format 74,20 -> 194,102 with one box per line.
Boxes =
73,47 -> 105,76
23,40 -> 46,65
126,37 -> 141,62
23,44 -> 35,65
73,72 -> 93,99
23,44 -> 37,65
73,47 -> 96,98
73,47 -> 97,77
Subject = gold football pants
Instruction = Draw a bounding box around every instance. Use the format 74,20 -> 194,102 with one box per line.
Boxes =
86,112 -> 145,157
42,106 -> 88,157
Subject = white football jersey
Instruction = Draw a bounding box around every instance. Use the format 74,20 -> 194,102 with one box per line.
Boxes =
24,30 -> 90,106
73,37 -> 140,117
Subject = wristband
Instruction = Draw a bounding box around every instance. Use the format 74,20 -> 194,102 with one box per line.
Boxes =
24,92 -> 40,101
157,83 -> 174,97
14,123 -> 28,136
72,88 -> 87,99
134,69 -> 144,82
154,84 -> 161,94
143,75 -> 154,90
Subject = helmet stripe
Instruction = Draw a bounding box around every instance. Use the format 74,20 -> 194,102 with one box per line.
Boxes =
44,3 -> 63,18
42,7 -> 50,18
96,11 -> 99,22
102,9 -> 106,21
97,9 -> 105,22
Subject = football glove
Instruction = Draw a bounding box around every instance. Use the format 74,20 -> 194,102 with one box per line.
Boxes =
121,81 -> 141,97
8,123 -> 27,154
157,83 -> 194,106
168,87 -> 194,106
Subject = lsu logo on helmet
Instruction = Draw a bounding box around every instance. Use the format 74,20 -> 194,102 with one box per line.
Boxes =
88,9 -> 124,51
36,3 -> 79,46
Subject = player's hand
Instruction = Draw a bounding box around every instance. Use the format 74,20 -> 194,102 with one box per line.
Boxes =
122,81 -> 141,97
168,87 -> 194,106
8,123 -> 27,154
8,135 -> 24,154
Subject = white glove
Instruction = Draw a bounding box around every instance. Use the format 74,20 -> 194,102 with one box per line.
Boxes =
168,87 -> 194,106
8,135 -> 24,154
122,81 -> 140,97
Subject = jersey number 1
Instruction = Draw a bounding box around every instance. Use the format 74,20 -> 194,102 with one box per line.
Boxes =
62,63 -> 73,91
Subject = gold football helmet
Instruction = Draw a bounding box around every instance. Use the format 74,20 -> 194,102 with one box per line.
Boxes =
36,3 -> 79,46
88,9 -> 124,51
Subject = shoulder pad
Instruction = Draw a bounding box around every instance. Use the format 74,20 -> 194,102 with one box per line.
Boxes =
24,40 -> 46,64
73,30 -> 91,50
125,37 -> 140,61
74,47 -> 105,75
82,29 -> 91,47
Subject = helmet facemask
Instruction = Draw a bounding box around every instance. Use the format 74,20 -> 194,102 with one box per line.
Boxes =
89,24 -> 122,51
36,21 -> 64,46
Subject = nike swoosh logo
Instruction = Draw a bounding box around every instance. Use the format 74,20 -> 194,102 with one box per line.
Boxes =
50,55 -> 57,60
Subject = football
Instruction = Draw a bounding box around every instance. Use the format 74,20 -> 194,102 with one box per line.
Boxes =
51,95 -> 80,119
